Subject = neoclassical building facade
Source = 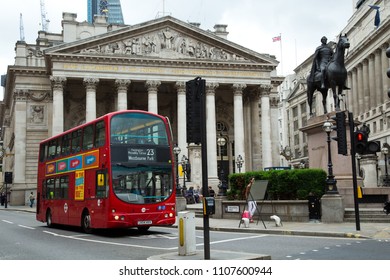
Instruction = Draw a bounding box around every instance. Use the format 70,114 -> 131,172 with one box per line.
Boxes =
0,13 -> 281,205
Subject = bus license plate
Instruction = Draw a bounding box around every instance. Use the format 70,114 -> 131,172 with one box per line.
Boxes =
138,220 -> 152,225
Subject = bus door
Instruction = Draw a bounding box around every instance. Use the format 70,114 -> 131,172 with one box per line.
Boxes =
45,176 -> 70,224
90,170 -> 109,227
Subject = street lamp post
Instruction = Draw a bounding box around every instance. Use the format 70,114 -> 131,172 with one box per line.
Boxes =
181,155 -> 188,192
217,134 -> 227,196
322,120 -> 338,194
236,155 -> 244,173
381,145 -> 389,186
173,144 -> 182,197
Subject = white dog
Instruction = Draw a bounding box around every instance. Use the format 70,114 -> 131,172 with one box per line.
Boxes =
270,215 -> 282,227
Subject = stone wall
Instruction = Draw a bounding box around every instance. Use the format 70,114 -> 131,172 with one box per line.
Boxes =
215,199 -> 310,222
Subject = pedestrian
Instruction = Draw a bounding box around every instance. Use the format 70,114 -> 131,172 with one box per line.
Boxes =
208,186 -> 215,197
0,192 -> 5,206
29,192 -> 35,208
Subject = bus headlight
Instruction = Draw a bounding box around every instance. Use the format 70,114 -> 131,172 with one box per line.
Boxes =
169,213 -> 174,218
114,215 -> 119,220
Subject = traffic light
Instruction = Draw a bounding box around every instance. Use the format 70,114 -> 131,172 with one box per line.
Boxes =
186,77 -> 205,144
331,111 -> 348,155
4,171 -> 12,184
354,130 -> 368,154
353,129 -> 381,155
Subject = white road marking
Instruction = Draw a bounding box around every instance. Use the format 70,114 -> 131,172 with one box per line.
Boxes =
1,220 -> 13,224
42,229 -> 267,251
18,224 -> 35,230
43,230 -> 177,250
201,234 -> 267,246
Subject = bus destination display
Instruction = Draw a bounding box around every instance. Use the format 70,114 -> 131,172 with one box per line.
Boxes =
128,148 -> 156,162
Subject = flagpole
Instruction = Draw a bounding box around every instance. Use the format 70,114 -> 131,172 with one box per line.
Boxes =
295,39 -> 297,69
279,33 -> 283,75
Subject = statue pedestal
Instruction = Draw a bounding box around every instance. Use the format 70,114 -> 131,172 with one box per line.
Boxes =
300,113 -> 360,208
321,194 -> 344,223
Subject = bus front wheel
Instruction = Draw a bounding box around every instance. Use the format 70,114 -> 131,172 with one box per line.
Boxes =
81,211 -> 92,233
46,210 -> 53,228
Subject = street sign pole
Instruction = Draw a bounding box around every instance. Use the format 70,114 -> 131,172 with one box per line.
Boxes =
199,79 -> 210,260
349,111 -> 360,231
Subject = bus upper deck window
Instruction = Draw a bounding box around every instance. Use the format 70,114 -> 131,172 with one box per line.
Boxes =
95,121 -> 106,147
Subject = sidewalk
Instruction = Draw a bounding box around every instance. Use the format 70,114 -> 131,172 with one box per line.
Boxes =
2,204 -> 390,239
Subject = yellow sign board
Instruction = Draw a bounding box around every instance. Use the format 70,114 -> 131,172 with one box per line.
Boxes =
75,170 -> 85,201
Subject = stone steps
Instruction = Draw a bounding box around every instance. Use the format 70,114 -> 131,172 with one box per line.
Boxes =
344,208 -> 389,223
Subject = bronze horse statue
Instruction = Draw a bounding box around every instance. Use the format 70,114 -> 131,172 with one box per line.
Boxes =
307,34 -> 350,116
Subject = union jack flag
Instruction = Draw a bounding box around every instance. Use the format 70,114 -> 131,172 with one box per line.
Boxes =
272,35 -> 281,42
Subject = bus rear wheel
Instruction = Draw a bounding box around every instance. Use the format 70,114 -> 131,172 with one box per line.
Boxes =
81,211 -> 92,233
46,210 -> 53,228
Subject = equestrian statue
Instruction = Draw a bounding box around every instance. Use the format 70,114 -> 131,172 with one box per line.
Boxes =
307,35 -> 350,116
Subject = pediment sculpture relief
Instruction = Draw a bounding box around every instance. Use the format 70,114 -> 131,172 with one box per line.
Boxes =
80,28 -> 249,62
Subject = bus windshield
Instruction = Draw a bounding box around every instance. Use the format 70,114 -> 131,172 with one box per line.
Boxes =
112,164 -> 173,204
110,112 -> 168,145
110,112 -> 173,204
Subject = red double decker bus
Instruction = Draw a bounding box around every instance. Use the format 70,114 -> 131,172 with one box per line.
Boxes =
36,110 -> 176,233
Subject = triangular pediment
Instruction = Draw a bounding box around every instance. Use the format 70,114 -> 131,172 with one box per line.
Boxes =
45,16 -> 278,67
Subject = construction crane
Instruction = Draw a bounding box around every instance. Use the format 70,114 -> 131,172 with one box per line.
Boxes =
40,0 -> 50,32
20,13 -> 25,41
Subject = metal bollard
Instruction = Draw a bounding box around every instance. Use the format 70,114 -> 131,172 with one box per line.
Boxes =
178,211 -> 196,256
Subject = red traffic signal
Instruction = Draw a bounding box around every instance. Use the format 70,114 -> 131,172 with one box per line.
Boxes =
354,130 -> 367,154
353,130 -> 380,155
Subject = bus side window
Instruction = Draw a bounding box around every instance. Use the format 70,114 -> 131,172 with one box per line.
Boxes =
95,121 -> 106,147
71,130 -> 82,153
46,178 -> 55,200
96,170 -> 108,198
48,139 -> 57,159
61,134 -> 71,155
56,137 -> 62,157
60,176 -> 69,199
83,125 -> 94,150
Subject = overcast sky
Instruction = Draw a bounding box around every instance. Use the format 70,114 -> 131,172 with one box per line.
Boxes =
0,0 -> 356,76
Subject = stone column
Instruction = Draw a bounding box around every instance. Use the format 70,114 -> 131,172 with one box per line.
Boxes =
260,84 -> 273,169
14,90 -> 27,184
83,78 -> 99,122
232,83 -> 246,173
357,63 -> 364,115
250,90 -> 262,170
115,79 -> 131,111
360,154 -> 379,188
382,44 -> 390,100
175,81 -> 187,157
362,59 -> 370,112
346,72 -> 352,112
351,68 -> 358,114
374,49 -> 383,106
146,80 -> 161,114
50,76 -> 66,136
368,54 -> 376,109
206,82 -> 219,186
10,90 -> 28,205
